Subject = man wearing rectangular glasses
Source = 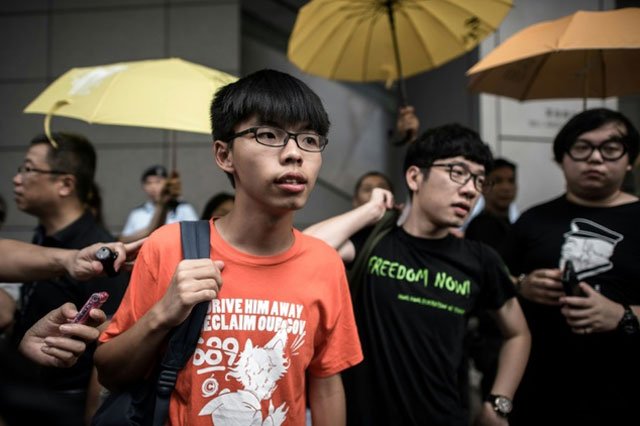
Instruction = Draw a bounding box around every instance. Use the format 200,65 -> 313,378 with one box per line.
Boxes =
305,123 -> 530,426
11,132 -> 129,424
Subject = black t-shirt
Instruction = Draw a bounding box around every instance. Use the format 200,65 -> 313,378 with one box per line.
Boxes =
465,210 -> 512,257
12,212 -> 129,392
504,195 -> 640,425
344,226 -> 515,426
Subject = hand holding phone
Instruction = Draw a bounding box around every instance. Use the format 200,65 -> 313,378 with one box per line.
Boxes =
561,260 -> 583,297
72,291 -> 109,324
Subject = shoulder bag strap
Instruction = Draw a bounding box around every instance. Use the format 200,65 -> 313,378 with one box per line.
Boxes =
347,209 -> 399,301
152,220 -> 211,426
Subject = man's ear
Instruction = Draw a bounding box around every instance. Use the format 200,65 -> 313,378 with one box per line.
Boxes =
405,165 -> 423,193
213,140 -> 234,173
58,174 -> 76,198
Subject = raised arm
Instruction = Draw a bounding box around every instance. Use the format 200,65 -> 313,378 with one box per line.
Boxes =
303,188 -> 395,262
0,238 -> 144,282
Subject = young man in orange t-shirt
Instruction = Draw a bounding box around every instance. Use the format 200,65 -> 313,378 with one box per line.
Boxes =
95,69 -> 363,425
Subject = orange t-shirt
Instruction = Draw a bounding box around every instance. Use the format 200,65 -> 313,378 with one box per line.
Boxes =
101,221 -> 363,425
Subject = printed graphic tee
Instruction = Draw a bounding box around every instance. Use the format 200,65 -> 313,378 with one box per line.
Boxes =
101,221 -> 363,425
344,226 -> 515,426
504,196 -> 640,425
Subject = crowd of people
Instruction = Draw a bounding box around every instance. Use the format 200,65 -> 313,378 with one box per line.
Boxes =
0,68 -> 638,426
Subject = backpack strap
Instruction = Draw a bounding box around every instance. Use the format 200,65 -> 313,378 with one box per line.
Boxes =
152,220 -> 211,426
347,210 -> 399,301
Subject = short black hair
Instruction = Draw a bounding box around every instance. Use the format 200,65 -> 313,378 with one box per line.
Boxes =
489,157 -> 517,175
141,164 -> 168,182
403,124 -> 493,194
353,171 -> 394,197
211,69 -> 330,141
210,69 -> 330,187
30,132 -> 96,204
201,192 -> 234,220
404,124 -> 493,174
553,108 -> 640,164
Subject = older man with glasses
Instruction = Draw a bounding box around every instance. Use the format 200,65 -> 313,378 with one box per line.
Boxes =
504,108 -> 640,426
11,132 -> 129,425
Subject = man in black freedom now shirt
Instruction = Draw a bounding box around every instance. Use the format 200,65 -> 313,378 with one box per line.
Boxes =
305,124 -> 530,426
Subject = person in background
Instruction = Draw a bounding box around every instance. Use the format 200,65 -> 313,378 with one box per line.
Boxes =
11,132 -> 130,425
504,108 -> 640,426
200,191 -> 234,219
119,165 -> 198,243
0,239 -> 142,426
352,171 -> 394,208
464,157 -> 518,415
95,69 -> 362,425
465,158 -> 518,255
305,124 -> 530,426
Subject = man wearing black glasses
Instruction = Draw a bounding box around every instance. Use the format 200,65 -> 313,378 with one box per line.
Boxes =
95,70 -> 362,426
11,132 -> 129,425
504,108 -> 640,426
305,123 -> 531,426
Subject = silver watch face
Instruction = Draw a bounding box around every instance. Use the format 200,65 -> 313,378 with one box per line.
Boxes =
494,396 -> 513,414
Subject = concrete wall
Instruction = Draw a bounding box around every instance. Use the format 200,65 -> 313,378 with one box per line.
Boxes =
0,0 -> 241,241
5,0 -> 634,241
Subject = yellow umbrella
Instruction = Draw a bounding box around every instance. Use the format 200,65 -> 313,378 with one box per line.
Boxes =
467,8 -> 640,107
288,0 -> 513,104
24,57 -> 238,139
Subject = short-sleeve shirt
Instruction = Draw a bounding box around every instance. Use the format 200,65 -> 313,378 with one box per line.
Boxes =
344,226 -> 515,426
120,201 -> 198,236
503,195 -> 640,425
14,211 -> 129,391
101,221 -> 362,425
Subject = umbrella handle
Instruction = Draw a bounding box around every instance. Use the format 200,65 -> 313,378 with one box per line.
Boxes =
385,0 -> 408,106
45,99 -> 71,149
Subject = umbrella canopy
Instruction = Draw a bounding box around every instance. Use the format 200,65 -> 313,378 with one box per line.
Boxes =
288,0 -> 512,102
24,57 -> 238,135
466,7 -> 640,103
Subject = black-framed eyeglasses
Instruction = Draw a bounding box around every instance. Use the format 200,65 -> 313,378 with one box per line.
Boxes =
226,126 -> 328,152
567,139 -> 627,162
430,162 -> 487,192
17,165 -> 69,176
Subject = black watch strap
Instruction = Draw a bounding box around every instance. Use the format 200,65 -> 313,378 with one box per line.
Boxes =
618,305 -> 640,335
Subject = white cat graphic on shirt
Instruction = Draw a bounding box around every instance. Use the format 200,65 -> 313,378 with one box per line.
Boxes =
199,325 -> 289,425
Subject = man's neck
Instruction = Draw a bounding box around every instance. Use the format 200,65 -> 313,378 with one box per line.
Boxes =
39,202 -> 86,236
401,210 -> 450,239
214,207 -> 296,256
566,189 -> 638,207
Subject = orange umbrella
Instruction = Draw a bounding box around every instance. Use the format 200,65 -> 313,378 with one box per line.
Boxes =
466,8 -> 640,107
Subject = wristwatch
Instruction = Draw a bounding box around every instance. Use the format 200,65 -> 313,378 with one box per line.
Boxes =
96,246 -> 119,277
617,305 -> 640,335
486,394 -> 513,418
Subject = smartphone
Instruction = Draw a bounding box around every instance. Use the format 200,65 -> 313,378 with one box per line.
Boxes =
72,291 -> 109,324
561,260 -> 582,296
